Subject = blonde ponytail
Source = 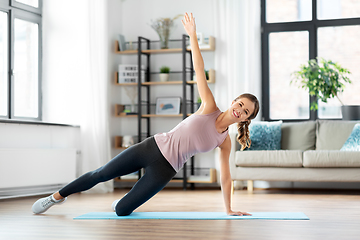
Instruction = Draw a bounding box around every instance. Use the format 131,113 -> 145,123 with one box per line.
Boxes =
237,120 -> 251,151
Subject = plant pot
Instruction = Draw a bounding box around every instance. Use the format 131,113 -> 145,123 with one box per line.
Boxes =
159,73 -> 169,82
341,105 -> 360,120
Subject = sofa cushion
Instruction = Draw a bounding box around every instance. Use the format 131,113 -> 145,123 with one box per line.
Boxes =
341,123 -> 360,151
247,121 -> 282,150
232,167 -> 360,182
316,120 -> 360,150
235,150 -> 303,167
303,150 -> 360,167
281,121 -> 316,150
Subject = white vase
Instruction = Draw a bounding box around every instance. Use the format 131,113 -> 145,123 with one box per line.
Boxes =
159,73 -> 169,82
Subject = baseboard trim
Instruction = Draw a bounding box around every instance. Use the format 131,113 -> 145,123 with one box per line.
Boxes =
0,184 -> 65,200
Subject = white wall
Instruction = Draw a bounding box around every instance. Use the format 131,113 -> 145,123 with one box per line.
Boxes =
120,0 -> 214,42
107,0 -> 126,159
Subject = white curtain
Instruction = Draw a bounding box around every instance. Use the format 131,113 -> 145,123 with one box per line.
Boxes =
80,0 -> 113,193
213,0 -> 262,187
213,0 -> 262,127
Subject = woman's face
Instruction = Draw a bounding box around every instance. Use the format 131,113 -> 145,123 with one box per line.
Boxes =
230,98 -> 255,122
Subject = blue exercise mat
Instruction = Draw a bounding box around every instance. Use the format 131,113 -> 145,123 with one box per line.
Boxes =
74,212 -> 309,220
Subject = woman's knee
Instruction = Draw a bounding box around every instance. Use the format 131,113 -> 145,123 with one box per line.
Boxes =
114,195 -> 135,216
115,205 -> 132,216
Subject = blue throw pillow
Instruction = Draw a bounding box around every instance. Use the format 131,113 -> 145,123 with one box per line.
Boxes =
247,121 -> 282,150
340,123 -> 360,151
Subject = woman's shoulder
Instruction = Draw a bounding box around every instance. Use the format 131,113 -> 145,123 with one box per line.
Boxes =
193,104 -> 220,116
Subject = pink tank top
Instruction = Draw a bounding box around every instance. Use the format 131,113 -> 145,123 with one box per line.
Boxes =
154,109 -> 228,172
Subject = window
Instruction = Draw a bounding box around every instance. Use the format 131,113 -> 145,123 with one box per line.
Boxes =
15,0 -> 39,8
317,0 -> 360,20
0,11 -> 8,116
269,31 -> 309,119
317,25 -> 360,118
0,0 -> 42,120
262,0 -> 360,121
14,18 -> 39,118
266,0 -> 312,23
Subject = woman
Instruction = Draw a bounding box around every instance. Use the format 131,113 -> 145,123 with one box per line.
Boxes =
32,13 -> 259,216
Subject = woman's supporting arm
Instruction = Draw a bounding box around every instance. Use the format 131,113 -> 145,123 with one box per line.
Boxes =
219,135 -> 252,216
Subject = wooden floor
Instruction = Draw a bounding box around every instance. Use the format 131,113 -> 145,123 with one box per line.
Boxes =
0,188 -> 359,240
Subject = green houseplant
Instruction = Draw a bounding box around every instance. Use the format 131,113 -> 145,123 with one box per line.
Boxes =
291,58 -> 352,111
197,97 -> 202,110
205,70 -> 209,80
159,66 -> 170,82
160,66 -> 170,74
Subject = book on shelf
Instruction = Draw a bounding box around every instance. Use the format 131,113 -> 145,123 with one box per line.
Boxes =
118,112 -> 137,116
118,34 -> 126,51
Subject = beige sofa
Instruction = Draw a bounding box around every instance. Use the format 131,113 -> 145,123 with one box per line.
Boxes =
229,120 -> 360,192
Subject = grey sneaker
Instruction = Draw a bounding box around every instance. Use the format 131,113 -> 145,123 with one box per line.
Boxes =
32,195 -> 67,214
111,199 -> 120,211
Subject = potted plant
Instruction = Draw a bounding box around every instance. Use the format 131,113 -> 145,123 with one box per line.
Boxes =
196,97 -> 202,110
291,58 -> 358,120
205,70 -> 209,80
159,66 -> 170,82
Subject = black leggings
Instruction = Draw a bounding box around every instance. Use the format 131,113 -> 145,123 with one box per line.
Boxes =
58,137 -> 176,216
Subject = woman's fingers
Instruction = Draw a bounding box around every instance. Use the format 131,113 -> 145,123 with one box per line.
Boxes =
182,12 -> 196,35
184,12 -> 193,23
184,12 -> 189,21
242,212 -> 252,216
228,210 -> 252,216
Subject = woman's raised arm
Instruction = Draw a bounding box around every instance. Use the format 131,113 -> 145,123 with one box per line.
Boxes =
182,13 -> 216,112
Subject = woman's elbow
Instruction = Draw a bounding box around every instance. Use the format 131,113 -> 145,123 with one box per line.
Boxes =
220,175 -> 231,185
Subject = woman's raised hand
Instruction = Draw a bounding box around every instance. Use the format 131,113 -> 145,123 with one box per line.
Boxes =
181,12 -> 196,37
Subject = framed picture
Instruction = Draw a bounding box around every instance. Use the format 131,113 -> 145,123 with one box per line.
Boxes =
156,97 -> 181,115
